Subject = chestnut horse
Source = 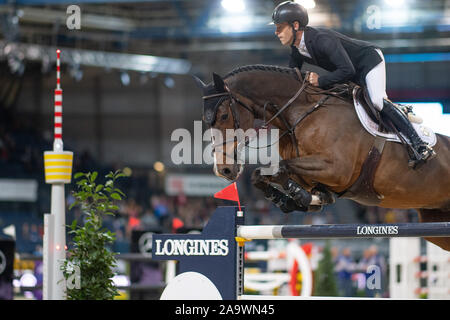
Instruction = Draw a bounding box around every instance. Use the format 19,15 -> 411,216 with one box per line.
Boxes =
195,65 -> 450,251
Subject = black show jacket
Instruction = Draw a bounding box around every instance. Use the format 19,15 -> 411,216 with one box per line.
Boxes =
289,26 -> 383,88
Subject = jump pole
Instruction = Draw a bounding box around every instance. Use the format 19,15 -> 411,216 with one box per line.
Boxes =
237,222 -> 450,239
43,49 -> 74,300
152,206 -> 450,300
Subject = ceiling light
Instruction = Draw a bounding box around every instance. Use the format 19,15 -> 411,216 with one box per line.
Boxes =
164,76 -> 175,88
153,161 -> 165,172
120,71 -> 130,86
221,0 -> 245,13
295,0 -> 316,9
123,167 -> 133,176
384,0 -> 405,7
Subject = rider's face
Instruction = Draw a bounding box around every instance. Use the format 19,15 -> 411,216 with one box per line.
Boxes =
275,23 -> 293,46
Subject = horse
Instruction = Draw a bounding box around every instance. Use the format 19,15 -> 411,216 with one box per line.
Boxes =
194,65 -> 450,251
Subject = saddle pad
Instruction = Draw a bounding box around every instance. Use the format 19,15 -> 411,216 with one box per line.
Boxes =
353,88 -> 437,147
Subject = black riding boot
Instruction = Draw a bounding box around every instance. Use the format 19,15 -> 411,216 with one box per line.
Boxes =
381,99 -> 436,168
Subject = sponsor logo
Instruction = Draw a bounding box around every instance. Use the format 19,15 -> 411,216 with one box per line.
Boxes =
356,225 -> 399,235
138,232 -> 154,257
154,239 -> 229,256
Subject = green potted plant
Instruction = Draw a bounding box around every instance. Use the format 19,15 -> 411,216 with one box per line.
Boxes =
61,170 -> 126,300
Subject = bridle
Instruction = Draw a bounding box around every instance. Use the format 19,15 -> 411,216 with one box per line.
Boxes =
202,90 -> 255,162
202,68 -> 333,161
202,92 -> 255,130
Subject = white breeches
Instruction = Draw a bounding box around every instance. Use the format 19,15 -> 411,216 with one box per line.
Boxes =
365,48 -> 388,111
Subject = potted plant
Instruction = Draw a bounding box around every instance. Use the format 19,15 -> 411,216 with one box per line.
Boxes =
61,170 -> 126,300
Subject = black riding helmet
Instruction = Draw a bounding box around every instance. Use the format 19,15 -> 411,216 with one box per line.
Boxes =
270,1 -> 309,46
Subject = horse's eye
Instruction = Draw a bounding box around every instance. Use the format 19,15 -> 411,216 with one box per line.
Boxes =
221,113 -> 228,121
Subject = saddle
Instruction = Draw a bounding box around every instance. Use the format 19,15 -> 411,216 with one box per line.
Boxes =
323,82 -> 392,133
327,82 -> 423,134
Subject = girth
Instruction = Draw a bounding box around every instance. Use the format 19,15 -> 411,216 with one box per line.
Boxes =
338,136 -> 386,206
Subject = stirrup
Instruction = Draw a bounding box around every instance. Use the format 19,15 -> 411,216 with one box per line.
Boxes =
418,145 -> 436,160
408,145 -> 436,168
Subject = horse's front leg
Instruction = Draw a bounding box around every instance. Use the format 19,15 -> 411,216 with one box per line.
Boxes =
251,167 -> 302,213
279,157 -> 339,207
252,166 -> 323,212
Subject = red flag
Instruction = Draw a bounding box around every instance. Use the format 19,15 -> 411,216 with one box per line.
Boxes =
172,217 -> 185,233
214,182 -> 241,211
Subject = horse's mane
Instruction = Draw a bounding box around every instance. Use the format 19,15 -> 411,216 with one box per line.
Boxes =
223,64 -> 300,81
222,64 -> 354,105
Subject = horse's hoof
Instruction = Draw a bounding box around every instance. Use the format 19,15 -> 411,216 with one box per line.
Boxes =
264,191 -> 276,202
279,203 -> 294,213
291,189 -> 312,208
312,189 -> 335,204
280,199 -> 307,213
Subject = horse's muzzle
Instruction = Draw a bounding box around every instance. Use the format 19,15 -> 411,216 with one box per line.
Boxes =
214,163 -> 243,182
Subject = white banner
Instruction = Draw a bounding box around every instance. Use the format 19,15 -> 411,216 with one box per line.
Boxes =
165,174 -> 229,196
0,179 -> 38,202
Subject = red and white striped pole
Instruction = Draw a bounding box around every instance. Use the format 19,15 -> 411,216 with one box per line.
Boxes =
54,49 -> 63,151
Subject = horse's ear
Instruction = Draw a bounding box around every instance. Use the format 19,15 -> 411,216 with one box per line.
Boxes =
212,72 -> 226,92
192,75 -> 207,92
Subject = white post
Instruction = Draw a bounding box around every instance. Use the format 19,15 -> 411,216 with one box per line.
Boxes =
389,238 -> 420,299
50,183 -> 66,299
426,241 -> 450,299
43,214 -> 54,300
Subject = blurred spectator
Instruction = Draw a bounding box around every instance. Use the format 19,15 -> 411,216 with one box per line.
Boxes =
140,209 -> 159,230
29,223 -> 40,243
79,150 -> 97,172
356,249 -> 371,274
125,199 -> 142,238
331,246 -> 339,262
356,246 -> 386,297
151,195 -> 171,230
22,222 -> 30,242
335,247 -> 355,297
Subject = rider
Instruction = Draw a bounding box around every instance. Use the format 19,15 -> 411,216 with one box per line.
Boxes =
271,1 -> 435,167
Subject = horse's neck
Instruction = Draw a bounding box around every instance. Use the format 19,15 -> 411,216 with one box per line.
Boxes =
228,72 -> 308,125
